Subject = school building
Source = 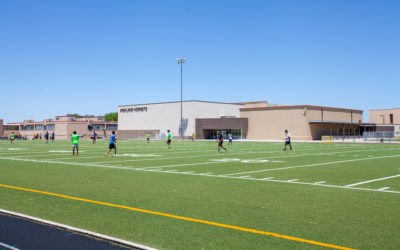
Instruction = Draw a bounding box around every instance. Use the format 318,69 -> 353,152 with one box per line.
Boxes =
1,115 -> 117,140
117,100 -> 364,141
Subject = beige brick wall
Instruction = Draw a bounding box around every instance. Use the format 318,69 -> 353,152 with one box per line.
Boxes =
241,106 -> 363,140
241,107 -> 311,140
370,109 -> 400,124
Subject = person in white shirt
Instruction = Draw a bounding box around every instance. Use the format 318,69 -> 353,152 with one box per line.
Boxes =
283,130 -> 292,151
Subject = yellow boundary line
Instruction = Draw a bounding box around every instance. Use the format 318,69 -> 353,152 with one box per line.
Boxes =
1,184 -> 356,250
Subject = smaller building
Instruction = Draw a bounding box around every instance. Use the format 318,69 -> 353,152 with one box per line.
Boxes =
2,115 -> 117,140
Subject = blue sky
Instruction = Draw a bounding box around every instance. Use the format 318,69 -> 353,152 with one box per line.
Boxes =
1,0 -> 399,123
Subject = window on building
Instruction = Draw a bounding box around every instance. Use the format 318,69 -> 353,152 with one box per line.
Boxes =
390,114 -> 394,124
35,125 -> 44,131
26,125 -> 34,131
92,124 -> 105,131
46,124 -> 55,130
106,124 -> 118,131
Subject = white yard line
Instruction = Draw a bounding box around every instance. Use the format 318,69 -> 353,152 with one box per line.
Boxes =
346,175 -> 400,187
224,155 -> 400,176
143,169 -> 400,195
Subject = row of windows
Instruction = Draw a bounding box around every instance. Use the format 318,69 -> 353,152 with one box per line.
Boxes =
20,124 -> 56,131
88,124 -> 118,131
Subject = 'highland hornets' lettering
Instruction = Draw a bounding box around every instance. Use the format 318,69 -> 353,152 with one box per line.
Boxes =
120,107 -> 148,113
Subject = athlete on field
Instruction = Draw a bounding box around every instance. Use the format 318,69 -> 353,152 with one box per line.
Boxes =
217,131 -> 227,152
71,131 -> 84,155
105,131 -> 117,157
283,130 -> 292,151
10,132 -> 15,144
167,130 -> 172,149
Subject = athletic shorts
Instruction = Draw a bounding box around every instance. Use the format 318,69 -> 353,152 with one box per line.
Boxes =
285,140 -> 291,145
167,140 -> 171,144
72,144 -> 79,148
218,141 -> 223,146
229,139 -> 232,142
109,143 -> 116,149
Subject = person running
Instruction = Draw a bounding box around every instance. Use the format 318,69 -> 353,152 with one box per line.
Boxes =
217,131 -> 227,152
105,131 -> 117,157
92,130 -> 97,144
51,132 -> 55,143
228,133 -> 233,145
166,130 -> 172,149
44,131 -> 49,144
192,132 -> 196,142
146,133 -> 150,144
10,132 -> 15,144
283,130 -> 292,151
71,131 -> 83,155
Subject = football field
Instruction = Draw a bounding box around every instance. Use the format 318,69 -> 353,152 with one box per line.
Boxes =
1,140 -> 399,249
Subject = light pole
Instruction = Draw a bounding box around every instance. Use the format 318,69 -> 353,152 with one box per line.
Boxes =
176,57 -> 187,140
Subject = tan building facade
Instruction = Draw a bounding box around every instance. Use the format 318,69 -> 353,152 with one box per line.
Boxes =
240,105 -> 363,140
2,115 -> 117,140
369,108 -> 400,125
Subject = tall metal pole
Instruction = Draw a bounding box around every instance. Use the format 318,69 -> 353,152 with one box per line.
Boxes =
180,62 -> 183,140
176,57 -> 187,140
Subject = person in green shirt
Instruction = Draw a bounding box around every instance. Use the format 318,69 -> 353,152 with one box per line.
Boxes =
146,133 -> 150,144
71,131 -> 84,155
166,130 -> 172,149
10,132 -> 15,144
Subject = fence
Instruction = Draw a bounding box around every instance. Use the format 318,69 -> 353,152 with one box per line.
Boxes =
363,131 -> 400,143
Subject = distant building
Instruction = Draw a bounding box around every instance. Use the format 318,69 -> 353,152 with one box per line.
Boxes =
2,115 -> 117,140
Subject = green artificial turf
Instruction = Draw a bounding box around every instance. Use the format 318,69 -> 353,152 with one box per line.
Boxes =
1,139 -> 399,249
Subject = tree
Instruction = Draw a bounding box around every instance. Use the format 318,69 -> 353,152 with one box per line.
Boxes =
104,112 -> 118,121
67,113 -> 84,118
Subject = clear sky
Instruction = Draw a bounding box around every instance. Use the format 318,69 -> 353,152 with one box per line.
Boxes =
1,0 -> 399,123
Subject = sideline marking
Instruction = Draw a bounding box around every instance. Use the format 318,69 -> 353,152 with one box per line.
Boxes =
0,184 -> 356,250
346,175 -> 400,187
0,208 -> 156,250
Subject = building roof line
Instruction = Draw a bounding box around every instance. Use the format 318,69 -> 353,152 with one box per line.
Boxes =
232,101 -> 267,104
119,100 -> 245,107
369,108 -> 400,111
240,105 -> 363,112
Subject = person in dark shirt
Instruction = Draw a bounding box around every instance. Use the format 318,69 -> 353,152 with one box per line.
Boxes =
44,131 -> 49,144
217,131 -> 227,152
93,130 -> 97,144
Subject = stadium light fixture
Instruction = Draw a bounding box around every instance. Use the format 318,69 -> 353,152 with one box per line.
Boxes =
176,57 -> 187,140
